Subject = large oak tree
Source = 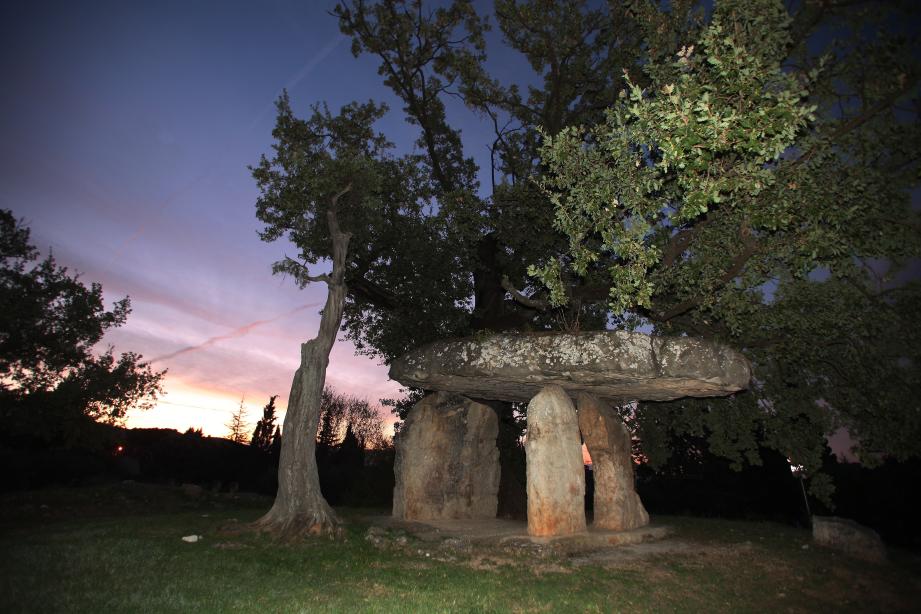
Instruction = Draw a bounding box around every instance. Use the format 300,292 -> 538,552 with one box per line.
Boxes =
257,0 -> 920,520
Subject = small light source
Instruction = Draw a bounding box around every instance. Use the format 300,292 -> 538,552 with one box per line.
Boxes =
115,445 -> 125,454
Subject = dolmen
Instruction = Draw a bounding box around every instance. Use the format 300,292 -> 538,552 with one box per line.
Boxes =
388,331 -> 751,537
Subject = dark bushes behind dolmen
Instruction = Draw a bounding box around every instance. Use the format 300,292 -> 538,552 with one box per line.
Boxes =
1,424 -> 395,508
1,426 -> 277,495
124,428 -> 278,494
3,423 -> 917,549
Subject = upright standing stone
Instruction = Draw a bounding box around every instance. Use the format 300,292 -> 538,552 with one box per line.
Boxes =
526,385 -> 586,537
576,393 -> 649,531
812,516 -> 886,562
393,392 -> 500,520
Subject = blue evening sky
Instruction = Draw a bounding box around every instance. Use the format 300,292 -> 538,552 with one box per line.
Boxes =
0,0 -> 519,435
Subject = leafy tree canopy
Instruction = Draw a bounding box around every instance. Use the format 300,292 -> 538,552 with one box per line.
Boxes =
253,93 -> 474,361
0,210 -> 165,445
534,0 -> 921,496
268,0 -> 919,498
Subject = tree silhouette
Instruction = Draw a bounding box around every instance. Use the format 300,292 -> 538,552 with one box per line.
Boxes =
315,386 -> 386,452
250,395 -> 279,452
0,209 -> 164,446
316,387 -> 346,455
226,399 -> 249,444
270,426 -> 282,458
251,96 -> 400,537
311,386 -> 388,504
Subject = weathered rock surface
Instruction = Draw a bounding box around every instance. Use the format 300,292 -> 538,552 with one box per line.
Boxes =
393,393 -> 500,520
812,516 -> 886,562
576,393 -> 649,531
525,385 -> 586,537
389,331 -> 750,403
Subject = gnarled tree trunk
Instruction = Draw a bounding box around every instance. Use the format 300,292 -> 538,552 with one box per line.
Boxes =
253,190 -> 351,539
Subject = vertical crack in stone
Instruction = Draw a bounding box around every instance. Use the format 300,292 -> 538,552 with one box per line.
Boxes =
393,394 -> 499,521
649,336 -> 662,378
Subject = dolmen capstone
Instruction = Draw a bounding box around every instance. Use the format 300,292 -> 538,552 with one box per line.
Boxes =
389,331 -> 751,538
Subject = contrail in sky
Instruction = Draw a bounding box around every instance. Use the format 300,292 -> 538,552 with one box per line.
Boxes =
110,34 -> 344,262
150,301 -> 321,364
247,33 -> 345,133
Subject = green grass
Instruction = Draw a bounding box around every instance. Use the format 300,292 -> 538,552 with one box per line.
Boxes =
1,483 -> 919,613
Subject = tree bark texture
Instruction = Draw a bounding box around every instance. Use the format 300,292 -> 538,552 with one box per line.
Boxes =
254,191 -> 352,539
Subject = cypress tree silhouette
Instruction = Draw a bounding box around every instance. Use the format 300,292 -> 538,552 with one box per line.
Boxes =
250,395 -> 279,452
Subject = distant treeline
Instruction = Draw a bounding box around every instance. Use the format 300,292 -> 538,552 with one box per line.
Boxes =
1,414 -> 917,550
0,421 -> 394,508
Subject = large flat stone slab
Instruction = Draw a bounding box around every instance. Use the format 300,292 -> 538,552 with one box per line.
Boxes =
389,331 -> 750,403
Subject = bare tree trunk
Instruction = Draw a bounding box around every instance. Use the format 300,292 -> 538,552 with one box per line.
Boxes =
253,188 -> 351,539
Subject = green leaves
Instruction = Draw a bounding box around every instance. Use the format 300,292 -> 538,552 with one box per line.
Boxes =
534,0 -> 921,484
253,95 -> 393,282
312,0 -> 921,488
537,0 -> 814,315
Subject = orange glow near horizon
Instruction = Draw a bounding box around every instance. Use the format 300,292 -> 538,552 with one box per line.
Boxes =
126,381 -> 258,437
126,377 -> 397,441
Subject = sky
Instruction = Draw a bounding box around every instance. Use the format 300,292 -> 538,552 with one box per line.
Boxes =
0,0 -> 510,437
2,2 -> 914,457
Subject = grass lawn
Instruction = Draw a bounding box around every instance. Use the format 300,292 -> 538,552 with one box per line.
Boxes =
1,482 -> 919,613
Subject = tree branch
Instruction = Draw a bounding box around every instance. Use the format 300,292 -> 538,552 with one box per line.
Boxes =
345,272 -> 399,309
791,74 -> 919,169
500,275 -> 549,311
660,217 -> 710,269
653,228 -> 759,322
280,256 -> 330,285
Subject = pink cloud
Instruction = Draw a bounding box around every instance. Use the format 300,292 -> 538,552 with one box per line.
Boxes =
149,301 -> 321,364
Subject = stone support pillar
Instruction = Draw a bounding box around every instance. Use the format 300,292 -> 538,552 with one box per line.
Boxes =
392,392 -> 499,520
576,392 -> 649,531
525,385 -> 586,537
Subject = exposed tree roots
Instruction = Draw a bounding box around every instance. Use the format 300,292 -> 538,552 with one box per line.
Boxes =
250,505 -> 343,540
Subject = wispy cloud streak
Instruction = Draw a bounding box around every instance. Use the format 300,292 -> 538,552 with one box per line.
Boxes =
247,33 -> 344,133
150,301 -> 321,364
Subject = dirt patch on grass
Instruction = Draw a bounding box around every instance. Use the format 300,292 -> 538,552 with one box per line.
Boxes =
361,517 -> 690,576
567,538 -> 703,567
